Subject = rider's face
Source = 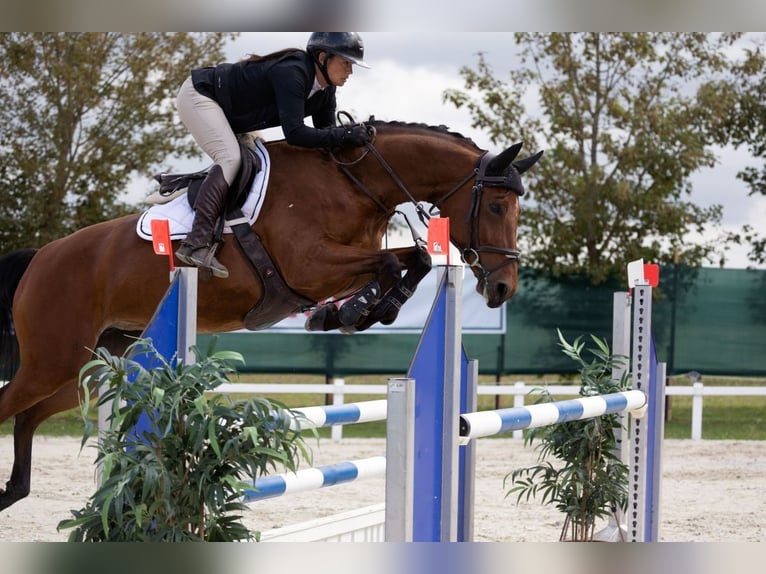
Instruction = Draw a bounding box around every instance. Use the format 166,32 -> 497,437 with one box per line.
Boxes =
320,54 -> 354,87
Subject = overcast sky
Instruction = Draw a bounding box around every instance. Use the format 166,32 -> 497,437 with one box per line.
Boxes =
138,32 -> 765,270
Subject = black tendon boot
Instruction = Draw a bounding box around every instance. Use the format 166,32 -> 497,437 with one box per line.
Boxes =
175,164 -> 230,279
338,280 -> 382,327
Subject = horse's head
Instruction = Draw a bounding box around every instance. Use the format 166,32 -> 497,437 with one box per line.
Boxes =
436,142 -> 543,307
334,121 -> 542,309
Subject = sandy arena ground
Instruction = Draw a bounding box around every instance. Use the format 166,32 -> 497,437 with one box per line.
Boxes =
0,436 -> 763,542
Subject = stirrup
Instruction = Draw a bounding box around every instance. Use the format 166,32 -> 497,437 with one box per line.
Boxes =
175,244 -> 229,279
175,243 -> 197,266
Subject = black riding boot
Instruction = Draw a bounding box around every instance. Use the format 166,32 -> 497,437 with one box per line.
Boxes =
175,164 -> 230,279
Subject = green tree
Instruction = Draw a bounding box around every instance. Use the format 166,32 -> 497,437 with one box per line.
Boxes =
0,32 -> 235,252
444,33 -> 739,283
698,35 -> 766,264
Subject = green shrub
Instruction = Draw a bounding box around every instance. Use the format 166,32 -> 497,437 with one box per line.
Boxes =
58,338 -> 311,542
504,330 -> 630,541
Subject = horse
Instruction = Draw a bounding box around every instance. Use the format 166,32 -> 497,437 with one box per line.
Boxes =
0,120 -> 542,511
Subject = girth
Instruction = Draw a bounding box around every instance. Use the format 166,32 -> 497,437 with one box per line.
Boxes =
222,146 -> 315,330
228,215 -> 315,330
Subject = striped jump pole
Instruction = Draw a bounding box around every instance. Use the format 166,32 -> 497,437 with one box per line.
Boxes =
289,400 -> 387,430
244,384 -> 403,505
458,390 -> 647,440
244,457 -> 386,502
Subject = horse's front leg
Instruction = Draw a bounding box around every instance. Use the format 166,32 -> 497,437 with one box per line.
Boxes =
305,250 -> 403,333
352,245 -> 432,332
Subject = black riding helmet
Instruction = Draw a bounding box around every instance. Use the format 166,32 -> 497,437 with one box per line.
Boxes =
307,32 -> 370,86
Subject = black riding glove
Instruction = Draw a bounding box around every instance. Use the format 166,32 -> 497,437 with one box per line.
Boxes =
340,125 -> 372,147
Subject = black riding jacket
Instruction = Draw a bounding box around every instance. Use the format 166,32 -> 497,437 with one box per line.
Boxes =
191,51 -> 345,148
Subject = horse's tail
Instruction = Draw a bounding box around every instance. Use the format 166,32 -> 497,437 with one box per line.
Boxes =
0,249 -> 37,382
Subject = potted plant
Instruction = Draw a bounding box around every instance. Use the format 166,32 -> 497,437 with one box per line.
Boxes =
58,337 -> 312,542
504,329 -> 630,542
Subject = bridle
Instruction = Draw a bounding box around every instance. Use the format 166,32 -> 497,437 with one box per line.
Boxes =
431,151 -> 523,282
334,139 -> 524,283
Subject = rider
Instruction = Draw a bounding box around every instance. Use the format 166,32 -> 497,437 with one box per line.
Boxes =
174,32 -> 371,278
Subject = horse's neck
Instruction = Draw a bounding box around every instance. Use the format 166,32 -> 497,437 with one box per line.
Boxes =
263,135 -> 477,213
370,136 -> 478,207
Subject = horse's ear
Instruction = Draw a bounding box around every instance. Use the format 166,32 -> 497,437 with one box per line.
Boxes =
512,150 -> 544,174
486,142 -> 523,174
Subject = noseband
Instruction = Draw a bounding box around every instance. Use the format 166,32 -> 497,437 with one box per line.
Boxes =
336,145 -> 523,282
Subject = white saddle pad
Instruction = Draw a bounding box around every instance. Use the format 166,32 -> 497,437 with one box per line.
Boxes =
136,138 -> 271,241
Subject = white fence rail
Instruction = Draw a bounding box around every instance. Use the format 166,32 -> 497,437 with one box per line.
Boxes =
215,379 -> 766,441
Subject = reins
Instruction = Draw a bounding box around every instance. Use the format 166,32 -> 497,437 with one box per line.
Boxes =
332,133 -> 523,283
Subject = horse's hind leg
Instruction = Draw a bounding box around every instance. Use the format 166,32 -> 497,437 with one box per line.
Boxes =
0,328 -> 137,511
0,381 -> 79,511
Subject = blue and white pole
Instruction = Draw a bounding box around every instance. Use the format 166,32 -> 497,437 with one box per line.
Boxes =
458,390 -> 647,440
289,400 -> 387,430
244,456 -> 386,502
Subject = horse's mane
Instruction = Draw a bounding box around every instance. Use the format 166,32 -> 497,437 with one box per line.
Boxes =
260,119 -> 482,151
366,119 -> 483,151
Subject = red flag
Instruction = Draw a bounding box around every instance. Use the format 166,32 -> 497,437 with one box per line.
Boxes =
643,263 -> 660,287
427,217 -> 450,265
150,219 -> 175,271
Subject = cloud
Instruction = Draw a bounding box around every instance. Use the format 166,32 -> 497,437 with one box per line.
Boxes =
689,143 -> 764,227
340,61 -> 481,136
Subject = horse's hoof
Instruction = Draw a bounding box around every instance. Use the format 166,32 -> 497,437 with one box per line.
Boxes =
375,299 -> 401,325
305,304 -> 341,332
304,308 -> 326,331
0,483 -> 26,512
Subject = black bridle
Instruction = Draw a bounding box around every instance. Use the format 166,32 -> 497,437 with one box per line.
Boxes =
335,143 -> 524,283
432,151 -> 523,282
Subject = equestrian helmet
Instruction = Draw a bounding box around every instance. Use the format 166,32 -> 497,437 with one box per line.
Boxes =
307,32 -> 370,68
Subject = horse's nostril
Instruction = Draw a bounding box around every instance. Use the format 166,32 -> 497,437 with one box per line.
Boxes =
496,282 -> 509,300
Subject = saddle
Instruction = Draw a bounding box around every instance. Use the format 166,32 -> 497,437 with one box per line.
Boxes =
154,144 -> 314,330
153,143 -> 259,213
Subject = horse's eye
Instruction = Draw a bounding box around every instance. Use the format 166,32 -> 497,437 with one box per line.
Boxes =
488,203 -> 505,215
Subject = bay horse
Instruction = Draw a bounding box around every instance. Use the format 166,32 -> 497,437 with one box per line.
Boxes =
0,120 -> 542,511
